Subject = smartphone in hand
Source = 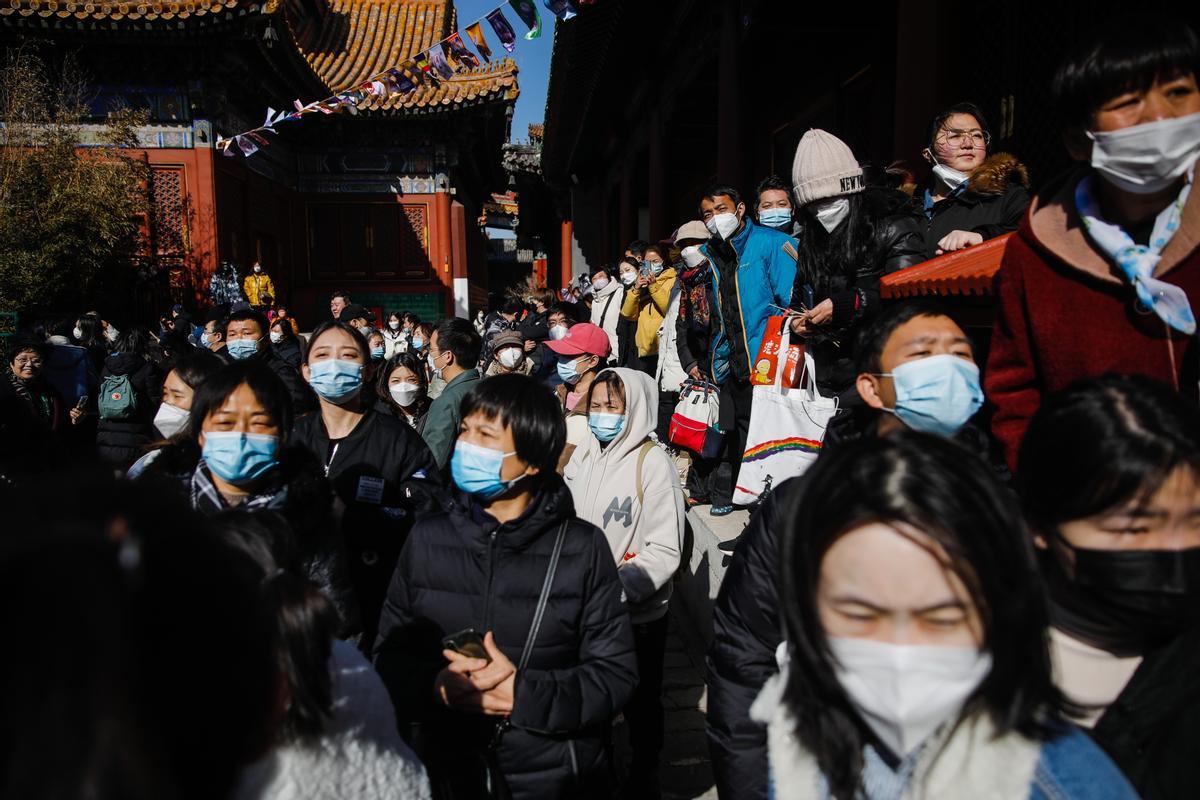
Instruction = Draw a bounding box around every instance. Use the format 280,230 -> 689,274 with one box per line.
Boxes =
442,628 -> 491,662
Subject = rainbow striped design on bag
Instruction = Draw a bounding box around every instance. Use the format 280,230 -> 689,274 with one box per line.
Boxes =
741,437 -> 822,463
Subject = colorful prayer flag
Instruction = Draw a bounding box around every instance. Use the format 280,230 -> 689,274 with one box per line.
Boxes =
466,21 -> 493,62
509,0 -> 541,40
387,66 -> 417,93
446,32 -> 481,70
487,8 -> 518,52
236,135 -> 259,156
427,46 -> 456,80
543,0 -> 576,20
415,53 -> 433,74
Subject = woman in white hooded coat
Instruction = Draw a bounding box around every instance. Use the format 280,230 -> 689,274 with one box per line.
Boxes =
564,366 -> 686,795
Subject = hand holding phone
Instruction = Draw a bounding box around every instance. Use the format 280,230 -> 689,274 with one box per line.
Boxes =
442,628 -> 491,663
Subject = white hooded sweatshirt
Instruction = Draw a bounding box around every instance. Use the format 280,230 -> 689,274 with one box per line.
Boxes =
564,368 -> 686,624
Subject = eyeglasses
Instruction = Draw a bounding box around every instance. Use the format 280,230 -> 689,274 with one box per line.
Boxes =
938,127 -> 991,148
13,357 -> 42,368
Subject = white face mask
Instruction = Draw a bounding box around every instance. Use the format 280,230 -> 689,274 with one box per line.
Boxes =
104,326 -> 120,343
549,324 -> 569,341
253,264 -> 262,273
931,161 -> 971,192
680,245 -> 707,268
808,196 -> 851,233
706,212 -> 741,240
830,637 -> 992,759
389,381 -> 421,407
72,326 -> 83,340
427,352 -> 444,380
388,320 -> 401,331
593,276 -> 610,292
269,331 -> 284,344
357,325 -> 372,338
153,402 -> 190,439
498,347 -> 524,369
1088,111 -> 1200,194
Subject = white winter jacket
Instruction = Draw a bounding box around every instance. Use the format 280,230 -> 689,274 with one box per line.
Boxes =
234,640 -> 431,800
656,282 -> 688,393
590,278 -> 624,363
564,367 -> 686,623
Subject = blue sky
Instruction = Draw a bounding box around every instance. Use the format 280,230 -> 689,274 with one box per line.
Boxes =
454,0 -> 555,142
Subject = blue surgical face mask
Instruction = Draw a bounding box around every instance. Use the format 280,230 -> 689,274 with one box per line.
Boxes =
411,337 -> 424,350
226,337 -> 260,361
307,358 -> 364,403
589,412 -> 625,443
646,260 -> 665,276
556,356 -> 582,385
879,354 -> 984,437
202,431 -> 278,485
370,346 -> 385,360
451,440 -> 520,500
200,332 -> 212,347
759,207 -> 793,230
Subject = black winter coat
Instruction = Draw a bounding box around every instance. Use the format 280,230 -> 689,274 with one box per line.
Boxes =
246,346 -> 316,416
518,309 -> 550,344
790,188 -> 925,393
374,478 -> 638,800
96,353 -> 163,469
917,152 -> 1031,259
292,407 -> 439,647
272,338 -> 303,369
138,442 -> 360,637
1088,621 -> 1200,800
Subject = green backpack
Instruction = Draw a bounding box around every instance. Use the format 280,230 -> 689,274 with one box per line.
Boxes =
98,373 -> 138,420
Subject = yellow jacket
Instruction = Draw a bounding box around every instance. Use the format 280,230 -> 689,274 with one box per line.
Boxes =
243,272 -> 275,307
621,267 -> 676,357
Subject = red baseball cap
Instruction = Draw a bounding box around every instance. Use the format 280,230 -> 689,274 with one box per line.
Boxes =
545,322 -> 611,358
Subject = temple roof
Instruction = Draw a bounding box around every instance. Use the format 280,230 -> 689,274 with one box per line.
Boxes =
0,0 -> 519,115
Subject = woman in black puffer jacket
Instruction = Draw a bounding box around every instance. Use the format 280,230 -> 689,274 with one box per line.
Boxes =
96,326 -> 163,470
374,374 -> 637,800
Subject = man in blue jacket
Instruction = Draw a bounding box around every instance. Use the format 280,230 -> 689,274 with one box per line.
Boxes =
694,184 -> 798,515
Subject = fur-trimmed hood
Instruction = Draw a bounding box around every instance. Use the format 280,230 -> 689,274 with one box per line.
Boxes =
968,152 -> 1030,196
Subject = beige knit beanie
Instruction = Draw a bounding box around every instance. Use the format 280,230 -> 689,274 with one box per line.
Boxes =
791,129 -> 866,206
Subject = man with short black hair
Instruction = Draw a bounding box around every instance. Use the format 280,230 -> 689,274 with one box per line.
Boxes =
224,309 -> 315,414
696,183 -> 798,515
754,174 -> 797,233
421,318 -> 483,468
330,290 -> 351,320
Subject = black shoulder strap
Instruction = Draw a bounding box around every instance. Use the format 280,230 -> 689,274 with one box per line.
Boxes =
518,520 -> 569,672
600,291 -> 617,327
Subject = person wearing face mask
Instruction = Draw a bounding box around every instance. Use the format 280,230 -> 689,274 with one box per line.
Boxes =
137,360 -> 357,638
620,244 -> 677,379
788,129 -> 925,398
705,301 -> 1002,800
589,265 -> 624,363
544,322 -> 611,471
421,318 -> 483,469
95,326 -> 165,472
988,18 -> 1200,471
611,258 -> 642,371
375,350 -> 431,430
292,321 -> 439,650
750,433 -> 1135,800
697,184 -> 799,515
1019,375 -> 1200,799
374,374 -> 638,800
339,304 -> 376,340
126,350 -> 224,479
383,312 -> 408,357
485,330 -> 535,378
563,368 -> 685,798
242,261 -> 275,310
916,102 -> 1031,259
755,174 -> 799,236
224,309 -> 316,416
366,330 -> 387,364
269,318 -> 303,369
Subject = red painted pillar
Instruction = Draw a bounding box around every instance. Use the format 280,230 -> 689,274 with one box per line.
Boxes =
435,191 -> 453,317
560,219 -> 573,288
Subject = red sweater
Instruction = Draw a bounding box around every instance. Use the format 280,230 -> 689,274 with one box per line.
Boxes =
986,169 -> 1200,470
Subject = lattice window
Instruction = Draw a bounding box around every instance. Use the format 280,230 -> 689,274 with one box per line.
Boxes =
151,166 -> 187,258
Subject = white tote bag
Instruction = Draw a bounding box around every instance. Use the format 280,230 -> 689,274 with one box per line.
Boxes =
732,330 -> 838,506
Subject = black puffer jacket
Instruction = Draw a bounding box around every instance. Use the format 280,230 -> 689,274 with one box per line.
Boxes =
916,152 -> 1031,259
138,442 -> 360,637
790,188 -> 925,392
245,346 -> 316,416
96,353 -> 162,469
374,477 -> 638,800
292,407 -> 440,647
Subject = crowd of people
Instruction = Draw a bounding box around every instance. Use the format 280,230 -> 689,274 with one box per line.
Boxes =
1,14 -> 1199,800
